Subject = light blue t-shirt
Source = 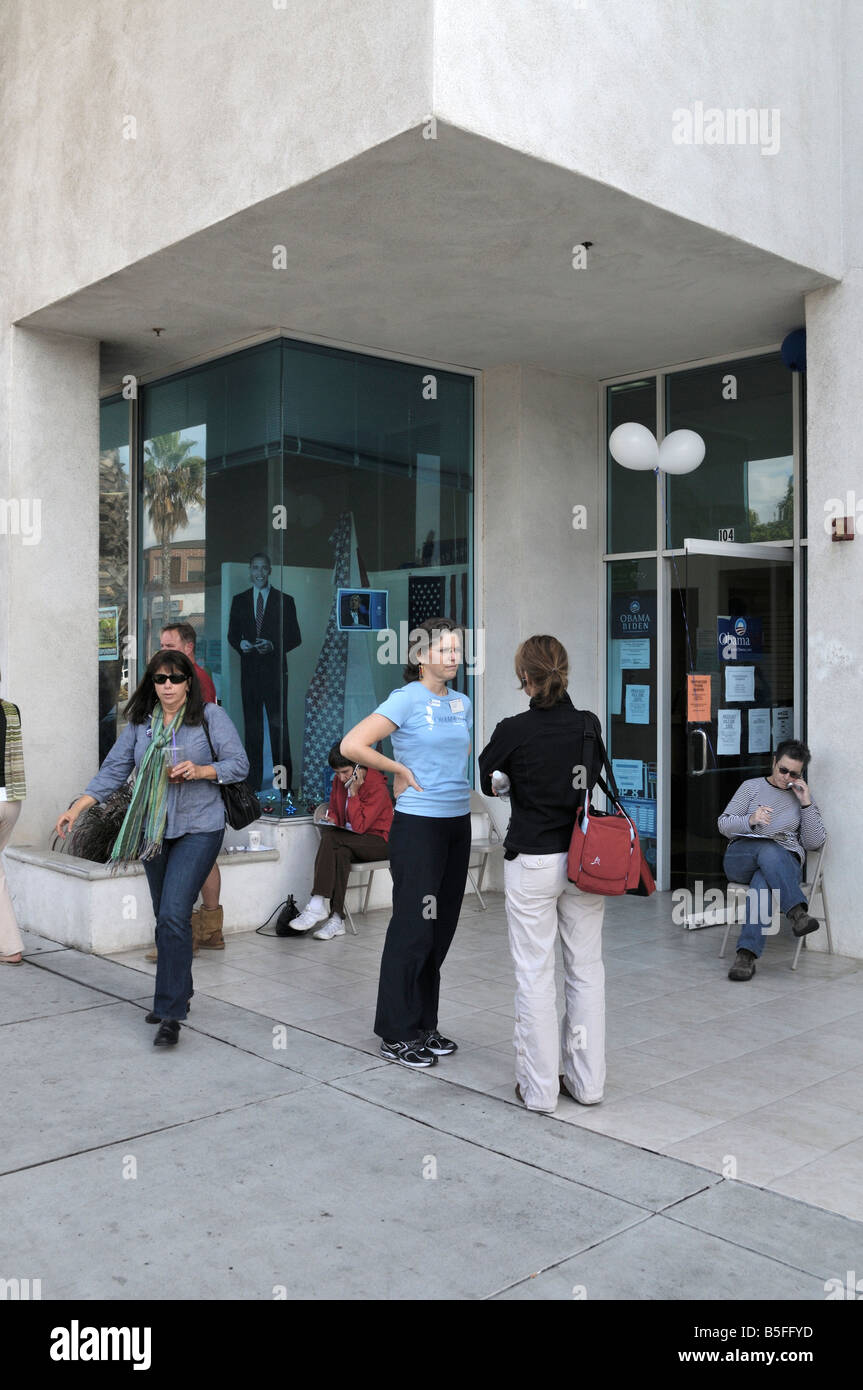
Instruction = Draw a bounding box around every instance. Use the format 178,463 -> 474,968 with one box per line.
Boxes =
376,682 -> 472,818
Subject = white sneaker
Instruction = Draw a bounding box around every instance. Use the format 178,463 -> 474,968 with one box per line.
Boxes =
291,903 -> 329,932
313,915 -> 346,940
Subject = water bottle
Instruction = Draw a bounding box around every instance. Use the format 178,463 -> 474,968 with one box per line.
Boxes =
491,770 -> 511,798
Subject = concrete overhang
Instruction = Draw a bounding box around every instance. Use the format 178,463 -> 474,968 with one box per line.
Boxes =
18,123 -> 836,389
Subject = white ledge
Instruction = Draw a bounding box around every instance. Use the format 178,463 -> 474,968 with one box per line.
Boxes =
5,845 -> 279,880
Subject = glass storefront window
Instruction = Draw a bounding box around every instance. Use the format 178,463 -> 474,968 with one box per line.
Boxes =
606,559 -> 658,871
132,337 -> 474,814
607,379 -> 656,554
98,396 -> 131,762
666,354 -> 793,548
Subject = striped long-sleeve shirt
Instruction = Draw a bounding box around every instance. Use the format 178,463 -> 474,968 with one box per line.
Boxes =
718,777 -> 826,863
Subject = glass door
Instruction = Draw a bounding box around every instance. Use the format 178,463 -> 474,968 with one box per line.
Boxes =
669,540 -> 794,898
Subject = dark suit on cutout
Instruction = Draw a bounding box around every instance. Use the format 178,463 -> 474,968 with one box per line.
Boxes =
228,586 -> 301,791
339,595 -> 370,627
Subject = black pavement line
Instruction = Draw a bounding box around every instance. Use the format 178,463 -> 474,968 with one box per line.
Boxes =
661,1186 -> 863,1283
665,1174 -> 863,1235
26,945 -> 386,1080
481,1213 -> 663,1300
0,1000 -> 117,1027
154,1010 -> 388,1082
0,1089 -> 304,1178
0,1089 -> 309,1180
323,1071 -> 718,1217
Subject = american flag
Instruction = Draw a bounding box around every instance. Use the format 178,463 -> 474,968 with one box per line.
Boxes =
409,575 -> 447,629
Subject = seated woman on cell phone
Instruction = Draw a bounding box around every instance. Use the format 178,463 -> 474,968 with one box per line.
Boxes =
291,743 -> 394,940
718,739 -> 826,982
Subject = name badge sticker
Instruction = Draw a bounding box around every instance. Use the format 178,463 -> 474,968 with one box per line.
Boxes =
449,699 -> 464,713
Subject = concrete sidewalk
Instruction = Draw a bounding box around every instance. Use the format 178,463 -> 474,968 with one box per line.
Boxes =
2,896 -> 862,1301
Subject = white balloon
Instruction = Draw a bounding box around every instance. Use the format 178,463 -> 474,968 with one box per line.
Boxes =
658,429 -> 705,475
608,422 -> 659,471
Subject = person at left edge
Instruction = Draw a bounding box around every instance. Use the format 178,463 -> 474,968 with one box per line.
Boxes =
0,669 -> 27,965
55,650 -> 248,1048
158,622 -> 223,954
228,552 -> 301,794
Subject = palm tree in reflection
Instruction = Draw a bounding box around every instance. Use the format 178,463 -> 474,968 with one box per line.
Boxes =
143,431 -> 205,624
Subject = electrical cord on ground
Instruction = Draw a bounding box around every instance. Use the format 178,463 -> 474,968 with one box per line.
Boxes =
255,895 -> 301,937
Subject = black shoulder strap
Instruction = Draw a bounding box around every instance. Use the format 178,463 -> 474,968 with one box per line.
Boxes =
201,715 -> 217,763
581,710 -> 621,806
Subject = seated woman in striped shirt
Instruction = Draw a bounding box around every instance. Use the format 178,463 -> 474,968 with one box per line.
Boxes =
718,739 -> 826,982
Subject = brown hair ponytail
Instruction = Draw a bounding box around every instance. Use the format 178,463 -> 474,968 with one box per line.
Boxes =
514,635 -> 568,708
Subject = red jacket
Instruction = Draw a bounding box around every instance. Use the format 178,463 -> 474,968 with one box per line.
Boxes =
194,662 -> 216,704
327,768 -> 393,842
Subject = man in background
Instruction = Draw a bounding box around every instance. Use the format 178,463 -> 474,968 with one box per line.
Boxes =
160,622 -> 216,704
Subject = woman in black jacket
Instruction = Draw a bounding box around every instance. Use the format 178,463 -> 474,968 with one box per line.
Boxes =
478,635 -> 606,1113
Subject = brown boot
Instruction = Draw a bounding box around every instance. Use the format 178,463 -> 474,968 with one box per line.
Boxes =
196,905 -> 225,950
188,907 -> 203,955
146,930 -> 199,963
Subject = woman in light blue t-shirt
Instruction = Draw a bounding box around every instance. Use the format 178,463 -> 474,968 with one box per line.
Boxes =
341,617 -> 472,1069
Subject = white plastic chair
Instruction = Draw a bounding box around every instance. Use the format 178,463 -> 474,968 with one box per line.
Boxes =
342,857 -> 391,935
468,789 -> 503,910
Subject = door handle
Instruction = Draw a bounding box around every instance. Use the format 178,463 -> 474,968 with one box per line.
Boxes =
692,729 -> 707,776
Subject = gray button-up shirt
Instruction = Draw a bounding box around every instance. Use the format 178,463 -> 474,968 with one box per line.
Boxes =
85,703 -> 250,837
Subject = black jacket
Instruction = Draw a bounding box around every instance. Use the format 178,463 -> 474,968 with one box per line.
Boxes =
478,694 -> 606,855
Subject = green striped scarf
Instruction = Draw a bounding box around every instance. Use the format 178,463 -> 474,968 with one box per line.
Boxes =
1,700 -> 26,800
110,703 -> 187,866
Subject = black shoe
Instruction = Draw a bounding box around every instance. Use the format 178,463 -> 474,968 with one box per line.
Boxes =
153,1020 -> 180,1046
380,1038 -> 437,1068
424,1029 -> 458,1055
728,949 -> 756,982
788,904 -> 820,938
146,1004 -> 191,1024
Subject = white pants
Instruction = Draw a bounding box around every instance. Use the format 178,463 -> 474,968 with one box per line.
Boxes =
504,851 -> 605,1112
0,800 -> 24,956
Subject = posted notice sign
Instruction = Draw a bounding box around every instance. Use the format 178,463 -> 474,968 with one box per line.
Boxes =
687,674 -> 711,723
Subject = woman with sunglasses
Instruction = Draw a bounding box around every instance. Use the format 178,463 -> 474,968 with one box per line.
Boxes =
719,739 -> 826,981
55,650 -> 248,1045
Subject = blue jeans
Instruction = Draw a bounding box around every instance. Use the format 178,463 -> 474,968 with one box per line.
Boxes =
723,838 -> 806,959
143,830 -> 224,1020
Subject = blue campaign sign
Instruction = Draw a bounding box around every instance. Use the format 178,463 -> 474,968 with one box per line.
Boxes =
717,615 -> 763,663
611,594 -> 656,637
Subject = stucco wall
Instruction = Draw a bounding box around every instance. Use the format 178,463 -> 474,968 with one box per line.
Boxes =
434,0 -> 842,277
0,0 -> 435,322
804,276 -> 863,959
3,327 -> 100,845
480,364 -> 601,848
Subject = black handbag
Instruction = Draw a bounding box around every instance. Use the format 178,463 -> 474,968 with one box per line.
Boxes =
202,718 -> 260,830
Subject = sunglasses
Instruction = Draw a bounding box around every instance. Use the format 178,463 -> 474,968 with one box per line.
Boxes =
776,765 -> 802,777
153,673 -> 187,686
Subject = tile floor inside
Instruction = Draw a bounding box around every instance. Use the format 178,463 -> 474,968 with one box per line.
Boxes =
110,888 -> 863,1223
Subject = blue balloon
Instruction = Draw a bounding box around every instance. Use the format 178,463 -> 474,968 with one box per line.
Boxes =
781,327 -> 806,372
